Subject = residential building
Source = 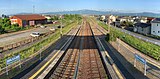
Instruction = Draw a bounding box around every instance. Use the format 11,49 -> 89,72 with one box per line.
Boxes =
140,17 -> 148,23
114,21 -> 120,27
151,18 -> 160,36
44,15 -> 52,20
109,15 -> 116,22
100,15 -> 106,21
147,17 -> 154,23
106,15 -> 116,25
10,14 -> 47,27
119,16 -> 134,23
134,23 -> 151,35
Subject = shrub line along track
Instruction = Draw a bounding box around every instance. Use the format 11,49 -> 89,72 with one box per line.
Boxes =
37,18 -> 108,79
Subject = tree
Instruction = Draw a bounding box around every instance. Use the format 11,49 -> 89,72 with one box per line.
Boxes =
0,18 -> 11,29
0,25 -> 5,34
121,21 -> 133,27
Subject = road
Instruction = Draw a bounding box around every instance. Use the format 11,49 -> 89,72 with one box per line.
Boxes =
112,26 -> 160,46
0,27 -> 51,47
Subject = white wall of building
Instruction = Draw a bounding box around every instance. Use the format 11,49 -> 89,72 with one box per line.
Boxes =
101,15 -> 105,21
151,23 -> 160,36
10,19 -> 18,24
109,15 -> 116,22
140,19 -> 147,23
45,16 -> 51,20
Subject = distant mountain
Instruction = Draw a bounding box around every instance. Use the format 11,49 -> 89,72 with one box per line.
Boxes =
13,9 -> 160,17
42,10 -> 160,17
114,12 -> 160,17
42,9 -> 115,15
10,13 -> 34,16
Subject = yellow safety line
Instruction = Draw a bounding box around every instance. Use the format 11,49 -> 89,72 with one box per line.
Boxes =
112,64 -> 124,79
97,38 -> 124,79
29,50 -> 60,79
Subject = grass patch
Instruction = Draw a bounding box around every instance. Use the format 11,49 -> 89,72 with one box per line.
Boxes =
98,21 -> 160,61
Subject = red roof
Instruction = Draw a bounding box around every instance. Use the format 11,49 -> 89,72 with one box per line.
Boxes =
147,17 -> 154,21
11,14 -> 46,20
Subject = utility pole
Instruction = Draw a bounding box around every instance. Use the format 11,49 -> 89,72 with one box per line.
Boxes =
33,5 -> 35,13
77,14 -> 78,25
60,15 -> 63,37
76,14 -> 78,25
108,15 -> 111,33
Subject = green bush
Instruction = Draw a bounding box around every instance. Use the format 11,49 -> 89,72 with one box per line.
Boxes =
111,28 -> 160,60
98,21 -> 160,61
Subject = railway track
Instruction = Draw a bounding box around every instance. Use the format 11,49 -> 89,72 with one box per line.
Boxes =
47,19 -> 107,79
78,21 -> 106,79
89,17 -> 125,79
30,17 -> 124,79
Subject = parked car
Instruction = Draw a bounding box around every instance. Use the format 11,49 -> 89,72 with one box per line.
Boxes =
40,25 -> 47,28
50,27 -> 56,32
30,32 -> 41,37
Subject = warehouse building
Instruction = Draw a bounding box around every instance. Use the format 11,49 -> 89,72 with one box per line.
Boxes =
10,14 -> 47,27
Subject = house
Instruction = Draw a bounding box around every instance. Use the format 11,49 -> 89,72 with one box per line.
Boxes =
43,15 -> 52,20
119,16 -> 134,23
106,15 -> 116,25
133,17 -> 148,23
109,15 -> 116,22
43,15 -> 53,23
147,17 -> 154,23
10,14 -> 47,27
140,17 -> 148,23
133,23 -> 151,35
151,18 -> 160,36
100,15 -> 106,21
114,21 -> 120,27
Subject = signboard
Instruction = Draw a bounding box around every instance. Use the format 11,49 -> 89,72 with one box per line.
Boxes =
6,55 -> 20,65
134,54 -> 147,75
134,54 -> 146,64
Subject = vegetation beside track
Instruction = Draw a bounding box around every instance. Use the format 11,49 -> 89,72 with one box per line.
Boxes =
0,15 -> 82,75
97,20 -> 160,61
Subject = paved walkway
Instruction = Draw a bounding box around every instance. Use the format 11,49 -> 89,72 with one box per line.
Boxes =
111,39 -> 160,79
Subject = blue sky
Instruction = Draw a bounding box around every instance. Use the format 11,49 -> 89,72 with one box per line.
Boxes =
0,0 -> 160,15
